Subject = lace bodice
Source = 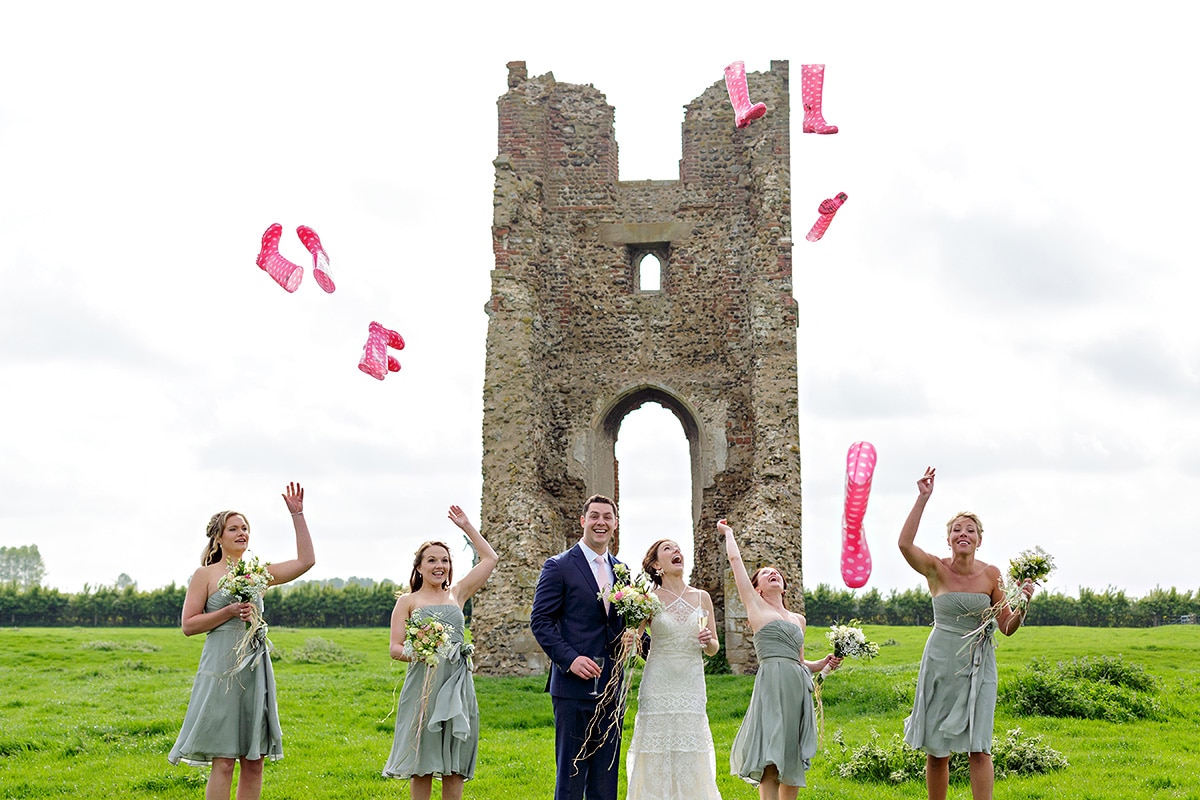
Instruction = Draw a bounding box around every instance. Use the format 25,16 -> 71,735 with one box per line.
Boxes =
647,592 -> 707,657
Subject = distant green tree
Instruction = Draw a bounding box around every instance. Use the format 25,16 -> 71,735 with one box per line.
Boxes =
0,544 -> 47,589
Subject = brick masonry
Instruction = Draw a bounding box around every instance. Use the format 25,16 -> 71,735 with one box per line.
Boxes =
473,61 -> 802,676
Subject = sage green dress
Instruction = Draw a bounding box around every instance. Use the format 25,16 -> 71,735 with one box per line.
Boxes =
903,592 -> 998,756
383,604 -> 478,781
729,619 -> 817,787
168,591 -> 282,766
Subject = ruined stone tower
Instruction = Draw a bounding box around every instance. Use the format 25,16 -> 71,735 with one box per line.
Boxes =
472,61 -> 800,675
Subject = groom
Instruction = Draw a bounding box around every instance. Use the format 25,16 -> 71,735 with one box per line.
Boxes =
531,494 -> 627,800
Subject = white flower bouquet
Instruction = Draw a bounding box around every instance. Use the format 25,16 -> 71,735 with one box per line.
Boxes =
217,555 -> 273,666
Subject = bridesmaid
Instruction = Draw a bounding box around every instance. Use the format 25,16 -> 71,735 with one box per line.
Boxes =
168,482 -> 316,800
719,519 -> 840,800
383,505 -> 498,800
899,467 -> 1034,800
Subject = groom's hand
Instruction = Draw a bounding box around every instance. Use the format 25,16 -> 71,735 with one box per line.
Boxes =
569,656 -> 602,679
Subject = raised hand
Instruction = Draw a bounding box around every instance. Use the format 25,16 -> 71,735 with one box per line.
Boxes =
282,482 -> 305,514
916,467 -> 936,498
447,505 -> 472,531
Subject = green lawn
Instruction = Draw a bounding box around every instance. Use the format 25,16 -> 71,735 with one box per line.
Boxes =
1,625 -> 1197,799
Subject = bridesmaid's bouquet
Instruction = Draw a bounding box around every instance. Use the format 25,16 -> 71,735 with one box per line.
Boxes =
814,620 -> 878,743
962,546 -> 1057,648
821,620 -> 880,674
400,614 -> 457,761
1003,546 -> 1056,612
218,555 -> 273,670
403,617 -> 452,668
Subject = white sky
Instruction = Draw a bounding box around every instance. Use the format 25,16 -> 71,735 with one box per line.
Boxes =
2,2 -> 1196,600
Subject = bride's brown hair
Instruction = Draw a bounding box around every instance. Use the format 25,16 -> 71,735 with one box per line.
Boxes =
641,539 -> 674,587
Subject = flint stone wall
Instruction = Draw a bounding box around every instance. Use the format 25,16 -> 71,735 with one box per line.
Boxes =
472,60 -> 802,676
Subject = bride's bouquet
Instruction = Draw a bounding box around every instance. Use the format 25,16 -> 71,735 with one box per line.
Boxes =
218,555 -> 273,667
598,563 -> 663,628
579,564 -> 663,768
814,620 -> 878,743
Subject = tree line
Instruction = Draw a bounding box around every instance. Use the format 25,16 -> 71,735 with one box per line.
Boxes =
0,581 -> 403,628
801,583 -> 1200,628
1,580 -> 1197,628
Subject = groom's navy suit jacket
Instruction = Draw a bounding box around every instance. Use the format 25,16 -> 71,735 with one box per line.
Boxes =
530,544 -> 625,700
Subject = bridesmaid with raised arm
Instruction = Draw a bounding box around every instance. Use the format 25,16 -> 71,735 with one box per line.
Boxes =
383,505 -> 498,800
898,467 -> 1035,800
719,519 -> 841,800
169,482 -> 317,800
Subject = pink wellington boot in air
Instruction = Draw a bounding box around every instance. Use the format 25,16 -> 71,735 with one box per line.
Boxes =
296,225 -> 335,293
806,192 -> 847,242
724,61 -> 767,129
255,223 -> 303,292
801,64 -> 838,134
358,321 -> 405,380
841,441 -> 877,589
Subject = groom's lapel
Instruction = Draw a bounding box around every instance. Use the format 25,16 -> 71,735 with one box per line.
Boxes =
568,544 -> 601,594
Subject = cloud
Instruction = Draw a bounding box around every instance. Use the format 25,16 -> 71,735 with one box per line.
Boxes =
0,251 -> 174,370
194,429 -> 476,479
801,369 -> 930,420
1075,331 -> 1200,402
934,214 -> 1124,307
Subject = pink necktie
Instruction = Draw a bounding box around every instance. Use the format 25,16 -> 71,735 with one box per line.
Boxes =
595,555 -> 611,613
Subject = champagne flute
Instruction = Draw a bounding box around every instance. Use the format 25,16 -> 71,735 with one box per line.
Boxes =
697,611 -> 709,647
590,657 -> 606,697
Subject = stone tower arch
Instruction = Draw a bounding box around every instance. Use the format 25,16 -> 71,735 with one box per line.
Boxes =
582,382 -> 715,545
473,60 -> 801,675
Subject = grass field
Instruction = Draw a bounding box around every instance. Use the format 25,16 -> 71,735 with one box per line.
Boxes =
1,625 -> 1197,799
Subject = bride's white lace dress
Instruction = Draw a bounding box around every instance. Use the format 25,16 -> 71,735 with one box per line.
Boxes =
625,592 -> 722,800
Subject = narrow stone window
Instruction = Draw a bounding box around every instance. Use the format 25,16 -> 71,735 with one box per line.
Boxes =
639,253 -> 661,291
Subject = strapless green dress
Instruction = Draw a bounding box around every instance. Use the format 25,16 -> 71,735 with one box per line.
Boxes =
383,604 -> 478,781
729,619 -> 817,787
903,592 -> 998,756
168,591 -> 281,766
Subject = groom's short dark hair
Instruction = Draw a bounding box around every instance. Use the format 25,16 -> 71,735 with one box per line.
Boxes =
581,494 -> 618,518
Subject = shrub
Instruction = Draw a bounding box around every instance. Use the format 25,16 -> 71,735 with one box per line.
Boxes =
831,727 -> 1068,783
279,637 -> 364,665
1002,656 -> 1161,721
80,640 -> 160,652
831,729 -> 925,783
992,727 -> 1069,776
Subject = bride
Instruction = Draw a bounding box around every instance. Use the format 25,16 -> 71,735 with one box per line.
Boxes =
625,539 -> 723,800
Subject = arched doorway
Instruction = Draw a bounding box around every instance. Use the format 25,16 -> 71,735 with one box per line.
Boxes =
612,401 -> 693,581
